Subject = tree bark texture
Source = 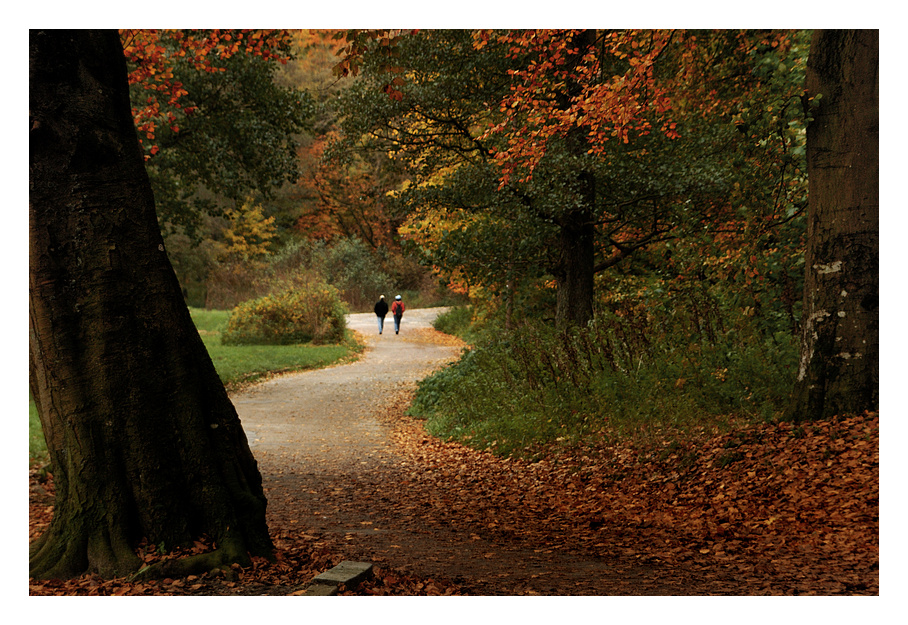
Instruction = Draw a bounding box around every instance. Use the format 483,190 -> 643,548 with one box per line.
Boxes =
786,30 -> 879,421
555,192 -> 596,329
554,29 -> 597,329
29,29 -> 272,579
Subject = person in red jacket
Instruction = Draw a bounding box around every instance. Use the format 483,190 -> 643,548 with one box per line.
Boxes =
391,294 -> 405,334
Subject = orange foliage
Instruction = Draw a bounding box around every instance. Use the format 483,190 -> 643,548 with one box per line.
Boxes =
474,29 -> 797,188
294,134 -> 399,248
119,29 -> 294,158
475,29 -> 678,186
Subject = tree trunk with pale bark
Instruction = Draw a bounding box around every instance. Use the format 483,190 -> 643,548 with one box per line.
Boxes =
29,29 -> 272,580
786,29 -> 879,421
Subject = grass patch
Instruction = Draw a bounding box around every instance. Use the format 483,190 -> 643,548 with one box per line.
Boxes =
200,334 -> 359,389
29,307 -> 363,466
192,307 -> 362,388
29,395 -> 47,466
189,307 -> 229,334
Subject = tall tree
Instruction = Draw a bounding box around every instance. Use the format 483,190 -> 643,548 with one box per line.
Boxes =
29,29 -> 272,579
550,29 -> 598,327
336,30 -> 805,328
786,29 -> 879,421
121,29 -> 313,236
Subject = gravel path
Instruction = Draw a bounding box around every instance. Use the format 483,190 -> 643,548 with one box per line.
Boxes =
235,307 -> 459,472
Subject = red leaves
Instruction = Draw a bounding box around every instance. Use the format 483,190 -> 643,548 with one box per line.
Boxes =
331,29 -> 417,100
476,29 -> 680,187
383,408 -> 878,594
29,406 -> 878,595
120,29 -> 294,158
343,569 -> 459,596
381,82 -> 405,102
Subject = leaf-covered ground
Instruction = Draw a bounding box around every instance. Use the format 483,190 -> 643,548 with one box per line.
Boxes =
29,407 -> 878,596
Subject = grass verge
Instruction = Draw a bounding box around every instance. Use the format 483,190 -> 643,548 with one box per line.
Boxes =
28,308 -> 364,466
412,314 -> 798,458
192,308 -> 363,389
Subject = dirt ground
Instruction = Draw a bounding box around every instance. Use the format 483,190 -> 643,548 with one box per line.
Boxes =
234,309 -> 715,595
29,308 -> 879,601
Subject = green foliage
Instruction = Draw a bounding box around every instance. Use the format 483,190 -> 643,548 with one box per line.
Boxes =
136,43 -> 314,236
431,306 -> 476,341
321,237 -> 394,310
264,237 -> 397,311
334,29 -> 810,329
333,30 -> 544,297
410,304 -> 799,457
221,282 -> 348,346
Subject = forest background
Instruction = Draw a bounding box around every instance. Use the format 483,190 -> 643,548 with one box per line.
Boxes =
18,5 -> 896,610
101,25 -> 879,446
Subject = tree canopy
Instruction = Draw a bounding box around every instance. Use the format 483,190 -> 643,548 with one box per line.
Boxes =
331,29 -> 811,327
121,29 -> 314,235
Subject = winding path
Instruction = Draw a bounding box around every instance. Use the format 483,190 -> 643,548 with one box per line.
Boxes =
236,308 -> 457,472
231,309 -> 688,595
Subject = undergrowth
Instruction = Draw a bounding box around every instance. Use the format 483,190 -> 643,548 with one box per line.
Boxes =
411,305 -> 798,458
430,306 -> 478,344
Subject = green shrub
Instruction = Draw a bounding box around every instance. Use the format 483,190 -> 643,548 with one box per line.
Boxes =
432,306 -> 476,342
222,281 -> 348,346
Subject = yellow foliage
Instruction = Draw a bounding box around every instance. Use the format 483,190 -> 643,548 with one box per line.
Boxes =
219,197 -> 276,263
222,281 -> 348,345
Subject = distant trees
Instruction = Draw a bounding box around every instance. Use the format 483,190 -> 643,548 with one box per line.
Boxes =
288,30 -> 408,249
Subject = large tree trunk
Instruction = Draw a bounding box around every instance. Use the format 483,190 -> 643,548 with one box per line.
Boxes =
29,29 -> 272,579
786,30 -> 879,421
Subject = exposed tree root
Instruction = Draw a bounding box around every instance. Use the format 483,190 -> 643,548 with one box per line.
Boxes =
30,516 -> 144,580
129,531 -> 254,582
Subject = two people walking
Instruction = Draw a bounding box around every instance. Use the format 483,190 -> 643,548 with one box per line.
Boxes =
374,294 -> 405,335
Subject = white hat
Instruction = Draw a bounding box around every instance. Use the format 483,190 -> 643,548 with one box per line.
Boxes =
395,295 -> 402,300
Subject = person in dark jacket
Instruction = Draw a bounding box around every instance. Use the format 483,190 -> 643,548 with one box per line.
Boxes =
374,295 -> 389,334
391,294 -> 405,334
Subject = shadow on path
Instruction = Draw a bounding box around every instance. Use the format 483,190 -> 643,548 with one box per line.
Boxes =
232,308 -> 707,595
